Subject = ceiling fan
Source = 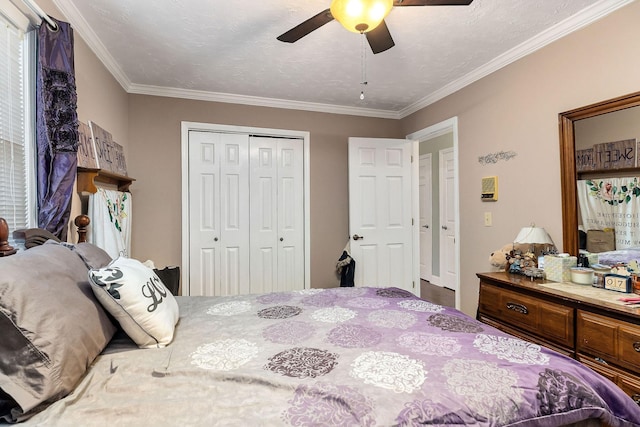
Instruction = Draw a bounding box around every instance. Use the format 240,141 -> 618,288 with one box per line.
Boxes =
277,0 -> 474,54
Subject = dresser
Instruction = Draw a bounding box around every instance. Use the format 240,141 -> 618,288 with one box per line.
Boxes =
477,271 -> 640,404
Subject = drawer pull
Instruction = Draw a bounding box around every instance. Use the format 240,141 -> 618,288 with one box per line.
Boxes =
506,302 -> 528,315
595,357 -> 609,365
634,342 -> 640,352
633,394 -> 640,405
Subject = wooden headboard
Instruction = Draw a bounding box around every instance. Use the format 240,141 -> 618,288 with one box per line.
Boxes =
0,215 -> 90,256
0,217 -> 17,256
74,214 -> 90,243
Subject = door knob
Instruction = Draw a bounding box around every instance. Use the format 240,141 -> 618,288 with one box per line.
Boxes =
352,234 -> 364,241
442,226 -> 448,230
423,225 -> 429,228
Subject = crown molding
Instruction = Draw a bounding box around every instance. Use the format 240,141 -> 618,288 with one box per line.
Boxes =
53,0 -> 132,91
128,84 -> 402,119
398,0 -> 634,118
54,0 -> 632,120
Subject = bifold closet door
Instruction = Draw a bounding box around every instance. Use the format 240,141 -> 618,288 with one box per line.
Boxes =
188,131 -> 250,296
250,136 -> 304,293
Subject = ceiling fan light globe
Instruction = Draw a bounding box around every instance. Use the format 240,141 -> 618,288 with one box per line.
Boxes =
330,0 -> 393,33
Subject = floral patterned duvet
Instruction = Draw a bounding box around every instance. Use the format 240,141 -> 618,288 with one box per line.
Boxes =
26,287 -> 640,426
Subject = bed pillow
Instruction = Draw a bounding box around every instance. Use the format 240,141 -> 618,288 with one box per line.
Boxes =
88,257 -> 179,349
71,242 -> 112,269
0,244 -> 117,423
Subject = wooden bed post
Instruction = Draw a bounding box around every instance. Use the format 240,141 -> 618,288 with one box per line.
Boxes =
74,214 -> 90,243
0,217 -> 17,256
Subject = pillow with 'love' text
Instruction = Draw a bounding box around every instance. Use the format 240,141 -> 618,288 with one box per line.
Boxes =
88,257 -> 179,348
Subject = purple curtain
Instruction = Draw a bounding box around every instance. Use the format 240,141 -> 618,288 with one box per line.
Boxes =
36,18 -> 78,240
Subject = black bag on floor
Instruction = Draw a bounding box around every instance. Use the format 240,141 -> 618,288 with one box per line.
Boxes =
154,266 -> 180,295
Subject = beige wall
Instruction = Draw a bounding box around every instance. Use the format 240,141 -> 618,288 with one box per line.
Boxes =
400,0 -> 640,315
126,96 -> 401,288
575,105 -> 640,150
42,0 -> 640,315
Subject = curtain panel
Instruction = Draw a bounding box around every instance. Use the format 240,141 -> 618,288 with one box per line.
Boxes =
36,18 -> 78,240
577,177 -> 640,249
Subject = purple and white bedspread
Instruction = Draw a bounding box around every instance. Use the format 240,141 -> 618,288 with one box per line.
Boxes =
26,287 -> 640,426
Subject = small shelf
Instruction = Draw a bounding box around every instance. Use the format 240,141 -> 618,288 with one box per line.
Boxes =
578,166 -> 640,178
77,167 -> 135,193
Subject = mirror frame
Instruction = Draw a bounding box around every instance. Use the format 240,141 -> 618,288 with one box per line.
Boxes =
560,90 -> 640,255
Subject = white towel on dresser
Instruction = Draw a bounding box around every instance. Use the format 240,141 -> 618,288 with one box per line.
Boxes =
88,188 -> 132,258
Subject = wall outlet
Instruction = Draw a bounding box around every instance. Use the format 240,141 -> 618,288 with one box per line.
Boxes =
484,212 -> 492,227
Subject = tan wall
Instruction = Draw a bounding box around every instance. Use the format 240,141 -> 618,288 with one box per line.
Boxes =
400,0 -> 640,315
126,96 -> 401,288
38,0 -> 129,240
574,106 -> 640,150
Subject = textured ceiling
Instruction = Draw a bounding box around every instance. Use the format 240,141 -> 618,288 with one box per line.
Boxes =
53,0 -> 629,118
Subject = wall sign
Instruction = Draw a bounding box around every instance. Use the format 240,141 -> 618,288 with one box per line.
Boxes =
88,121 -> 128,177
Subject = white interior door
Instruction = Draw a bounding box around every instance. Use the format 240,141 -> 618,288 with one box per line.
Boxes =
348,137 -> 415,294
419,154 -> 433,281
275,138 -> 304,291
249,137 -> 277,293
250,136 -> 304,293
188,131 -> 250,296
439,148 -> 457,289
182,123 -> 310,296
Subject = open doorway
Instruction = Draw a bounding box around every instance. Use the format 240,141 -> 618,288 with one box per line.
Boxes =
408,118 -> 459,309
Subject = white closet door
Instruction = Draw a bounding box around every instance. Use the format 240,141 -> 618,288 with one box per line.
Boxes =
276,138 -> 304,291
188,131 -> 249,296
249,137 -> 278,293
250,137 -> 304,293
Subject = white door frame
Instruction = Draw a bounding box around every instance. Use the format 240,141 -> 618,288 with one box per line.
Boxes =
180,121 -> 311,295
407,117 -> 460,309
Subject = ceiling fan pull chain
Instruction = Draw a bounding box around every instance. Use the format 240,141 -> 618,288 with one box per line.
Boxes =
360,34 -> 368,100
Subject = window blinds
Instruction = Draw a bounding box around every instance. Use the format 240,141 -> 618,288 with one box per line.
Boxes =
0,9 -> 31,237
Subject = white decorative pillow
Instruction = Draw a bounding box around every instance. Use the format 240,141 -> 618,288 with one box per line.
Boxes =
88,257 -> 179,348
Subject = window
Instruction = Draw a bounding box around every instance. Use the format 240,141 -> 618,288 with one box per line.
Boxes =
0,4 -> 35,243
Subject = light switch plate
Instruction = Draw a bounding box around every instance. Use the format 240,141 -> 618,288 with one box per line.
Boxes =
484,212 -> 492,226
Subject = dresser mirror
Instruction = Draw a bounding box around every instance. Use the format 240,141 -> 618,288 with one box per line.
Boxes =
559,91 -> 640,255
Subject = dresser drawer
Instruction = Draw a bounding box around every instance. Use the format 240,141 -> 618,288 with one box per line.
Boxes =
619,324 -> 640,373
578,310 -> 640,374
478,282 -> 574,348
579,354 -> 640,404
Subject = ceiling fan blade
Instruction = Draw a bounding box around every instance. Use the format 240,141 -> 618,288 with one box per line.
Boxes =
393,0 -> 473,6
366,20 -> 395,54
277,9 -> 334,43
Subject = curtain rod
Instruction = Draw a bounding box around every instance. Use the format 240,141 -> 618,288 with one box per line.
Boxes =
21,0 -> 58,30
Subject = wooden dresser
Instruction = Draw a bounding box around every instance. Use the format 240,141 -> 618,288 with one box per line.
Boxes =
477,271 -> 640,404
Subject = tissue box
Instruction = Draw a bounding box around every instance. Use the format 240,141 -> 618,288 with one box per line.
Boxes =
544,255 -> 577,283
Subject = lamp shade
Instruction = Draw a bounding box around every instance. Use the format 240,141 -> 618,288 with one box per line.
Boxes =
330,0 -> 393,33
513,226 -> 554,245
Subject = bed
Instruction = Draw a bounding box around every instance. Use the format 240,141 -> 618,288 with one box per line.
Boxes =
1,218 -> 640,426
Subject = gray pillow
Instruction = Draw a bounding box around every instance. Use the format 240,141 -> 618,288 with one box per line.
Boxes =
0,244 -> 117,422
72,242 -> 113,269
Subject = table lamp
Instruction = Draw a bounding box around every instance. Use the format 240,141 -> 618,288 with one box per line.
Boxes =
514,225 -> 555,252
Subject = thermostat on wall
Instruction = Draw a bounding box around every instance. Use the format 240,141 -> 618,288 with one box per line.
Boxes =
481,176 -> 498,201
